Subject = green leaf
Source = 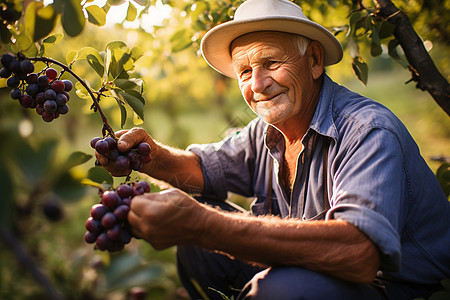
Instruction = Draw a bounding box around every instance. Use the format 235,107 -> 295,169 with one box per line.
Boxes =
387,39 -> 408,68
62,151 -> 93,171
118,90 -> 145,120
370,22 -> 383,57
347,11 -> 363,37
86,4 -> 107,26
0,164 -> 14,228
61,0 -> 86,37
75,80 -> 92,99
115,97 -> 127,128
378,20 -> 395,39
25,1 -> 57,42
78,47 -> 105,77
130,46 -> 144,62
34,4 -> 58,42
39,33 -> 64,56
66,50 -> 78,65
88,166 -> 114,185
352,56 -> 368,86
126,1 -> 138,22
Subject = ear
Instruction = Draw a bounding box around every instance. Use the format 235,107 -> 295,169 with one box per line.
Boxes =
307,41 -> 324,80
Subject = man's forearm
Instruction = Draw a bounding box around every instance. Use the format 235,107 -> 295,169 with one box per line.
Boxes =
198,207 -> 380,283
141,143 -> 204,193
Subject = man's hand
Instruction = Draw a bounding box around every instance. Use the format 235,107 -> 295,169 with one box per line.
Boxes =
95,127 -> 157,177
127,188 -> 207,249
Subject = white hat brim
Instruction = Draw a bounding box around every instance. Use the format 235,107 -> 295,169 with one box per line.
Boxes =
201,17 -> 343,78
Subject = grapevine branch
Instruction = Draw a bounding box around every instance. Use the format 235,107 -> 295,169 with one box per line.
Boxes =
28,56 -> 116,137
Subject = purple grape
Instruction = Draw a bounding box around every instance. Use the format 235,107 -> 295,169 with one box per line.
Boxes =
57,104 -> 69,114
90,137 -> 101,149
114,205 -> 130,220
1,53 -> 14,68
85,231 -> 97,244
122,197 -> 131,206
37,75 -> 49,88
101,191 -> 121,208
46,68 -> 57,80
19,95 -> 34,108
51,80 -> 65,93
0,67 -> 11,78
26,83 -> 39,97
36,105 -> 44,115
55,93 -> 67,105
44,89 -> 56,100
137,142 -> 151,155
95,233 -> 110,251
95,139 -> 110,154
137,181 -> 151,193
26,73 -> 38,84
101,212 -> 118,229
6,76 -> 19,88
43,100 -> 57,113
7,60 -> 20,74
63,80 -> 73,91
20,60 -> 34,74
121,230 -> 132,244
90,203 -> 109,220
132,184 -> 145,196
35,92 -> 46,106
108,148 -> 120,160
10,88 -> 21,99
42,112 -> 55,122
117,184 -> 133,198
86,217 -> 103,234
106,224 -> 122,240
115,155 -> 130,171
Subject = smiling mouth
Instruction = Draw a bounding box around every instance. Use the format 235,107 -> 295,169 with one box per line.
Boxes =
254,92 -> 282,102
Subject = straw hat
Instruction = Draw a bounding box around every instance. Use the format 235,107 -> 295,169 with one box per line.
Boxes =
201,0 -> 343,78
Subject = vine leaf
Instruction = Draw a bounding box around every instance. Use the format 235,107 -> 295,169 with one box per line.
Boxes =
87,166 -> 114,185
61,0 -> 85,37
352,56 -> 368,86
38,33 -> 64,56
118,90 -> 145,121
126,2 -> 138,22
86,5 -> 107,26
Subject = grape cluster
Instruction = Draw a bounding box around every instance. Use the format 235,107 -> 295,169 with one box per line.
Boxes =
0,53 -> 73,122
91,136 -> 152,172
84,181 -> 151,252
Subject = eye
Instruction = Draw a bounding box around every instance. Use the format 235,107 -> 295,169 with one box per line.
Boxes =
239,68 -> 252,79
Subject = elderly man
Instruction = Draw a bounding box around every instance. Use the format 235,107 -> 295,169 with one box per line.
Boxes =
96,0 -> 450,299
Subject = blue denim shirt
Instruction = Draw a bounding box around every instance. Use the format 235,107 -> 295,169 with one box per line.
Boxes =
188,74 -> 450,284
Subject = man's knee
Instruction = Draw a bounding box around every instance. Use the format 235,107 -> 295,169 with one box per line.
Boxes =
239,267 -> 384,300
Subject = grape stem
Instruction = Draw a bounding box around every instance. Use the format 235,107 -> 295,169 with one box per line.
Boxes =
28,56 -> 115,138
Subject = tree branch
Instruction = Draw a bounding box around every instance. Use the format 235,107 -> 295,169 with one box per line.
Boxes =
374,0 -> 450,116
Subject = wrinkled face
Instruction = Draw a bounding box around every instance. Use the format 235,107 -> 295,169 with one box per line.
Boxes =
231,32 -> 318,128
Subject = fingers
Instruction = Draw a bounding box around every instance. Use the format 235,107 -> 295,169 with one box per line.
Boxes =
117,127 -> 150,153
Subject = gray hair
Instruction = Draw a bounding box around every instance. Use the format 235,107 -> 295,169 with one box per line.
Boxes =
294,34 -> 311,56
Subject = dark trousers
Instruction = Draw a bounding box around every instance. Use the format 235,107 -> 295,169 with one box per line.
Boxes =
177,199 -> 443,299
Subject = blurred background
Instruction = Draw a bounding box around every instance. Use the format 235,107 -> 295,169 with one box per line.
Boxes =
0,0 -> 448,299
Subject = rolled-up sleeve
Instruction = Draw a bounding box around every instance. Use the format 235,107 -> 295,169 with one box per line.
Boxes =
325,126 -> 407,272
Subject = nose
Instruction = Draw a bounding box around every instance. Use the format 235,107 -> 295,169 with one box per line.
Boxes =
251,67 -> 272,94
